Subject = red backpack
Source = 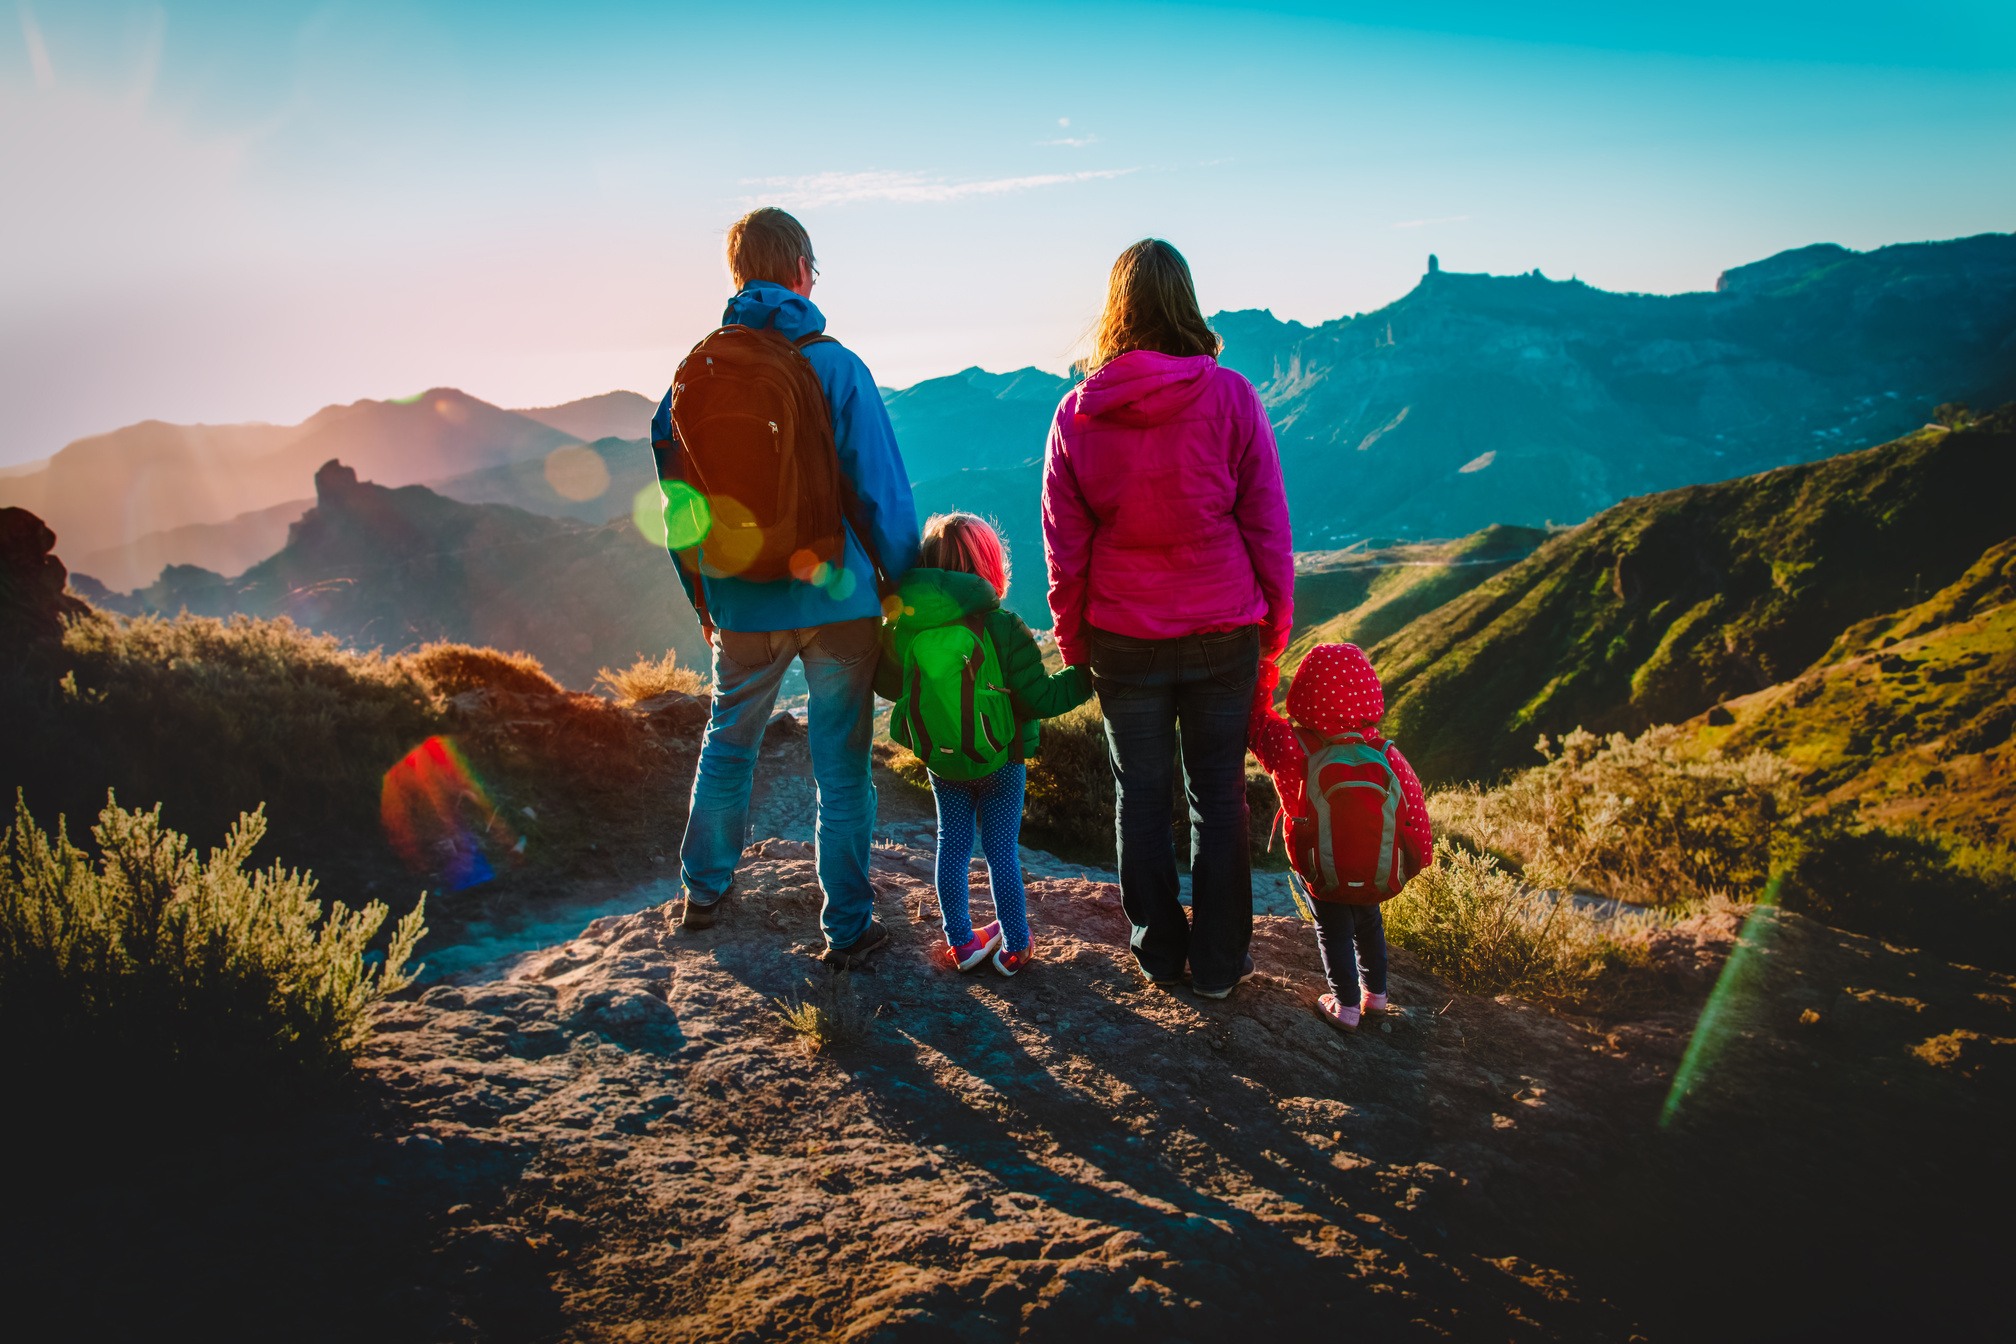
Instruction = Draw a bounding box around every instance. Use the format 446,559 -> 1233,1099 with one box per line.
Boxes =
1282,728 -> 1424,904
659,319 -> 884,628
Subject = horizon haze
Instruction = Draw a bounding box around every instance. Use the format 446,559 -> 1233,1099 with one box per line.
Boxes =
4,0 -> 2015,468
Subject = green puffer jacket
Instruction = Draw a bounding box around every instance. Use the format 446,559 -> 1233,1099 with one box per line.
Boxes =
873,568 -> 1092,761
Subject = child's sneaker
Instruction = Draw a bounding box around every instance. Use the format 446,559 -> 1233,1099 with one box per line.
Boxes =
1317,993 -> 1361,1031
1361,990 -> 1389,1014
945,922 -> 1003,973
992,937 -> 1036,977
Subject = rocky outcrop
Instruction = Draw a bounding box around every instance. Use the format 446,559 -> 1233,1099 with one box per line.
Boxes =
0,506 -> 88,655
109,460 -> 708,687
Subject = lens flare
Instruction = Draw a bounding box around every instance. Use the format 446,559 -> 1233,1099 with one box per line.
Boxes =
703,495 -> 765,574
381,735 -> 522,891
824,564 -> 858,600
662,481 -> 712,548
1660,874 -> 1783,1127
544,444 -> 611,501
633,483 -> 670,547
789,547 -> 832,585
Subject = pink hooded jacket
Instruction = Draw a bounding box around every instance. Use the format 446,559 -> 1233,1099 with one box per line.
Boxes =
1041,351 -> 1295,666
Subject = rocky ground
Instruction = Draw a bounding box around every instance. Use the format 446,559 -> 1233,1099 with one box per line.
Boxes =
7,707 -> 2012,1342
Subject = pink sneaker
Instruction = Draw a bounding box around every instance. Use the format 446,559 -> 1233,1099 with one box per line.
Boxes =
991,937 -> 1036,977
1318,993 -> 1361,1031
1361,991 -> 1389,1014
945,922 -> 1003,972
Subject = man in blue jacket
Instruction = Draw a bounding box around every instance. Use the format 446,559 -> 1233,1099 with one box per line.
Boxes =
651,208 -> 920,967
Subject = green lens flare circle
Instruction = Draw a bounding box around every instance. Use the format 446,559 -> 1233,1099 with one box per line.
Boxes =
662,482 -> 713,548
635,482 -> 713,549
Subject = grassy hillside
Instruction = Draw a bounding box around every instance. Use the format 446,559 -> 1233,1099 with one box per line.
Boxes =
1284,525 -> 1551,672
1366,408 -> 2016,785
1687,537 -> 2015,840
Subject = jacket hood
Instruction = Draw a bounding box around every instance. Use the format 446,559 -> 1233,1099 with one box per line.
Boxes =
722,282 -> 825,342
1286,642 -> 1386,735
1071,350 -> 1219,428
888,568 -> 999,633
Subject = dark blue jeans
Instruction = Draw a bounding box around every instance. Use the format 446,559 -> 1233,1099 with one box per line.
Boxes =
1313,900 -> 1388,999
1090,623 -> 1259,992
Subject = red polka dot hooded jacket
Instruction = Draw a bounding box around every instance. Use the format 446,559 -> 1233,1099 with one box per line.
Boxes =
1249,642 -> 1433,881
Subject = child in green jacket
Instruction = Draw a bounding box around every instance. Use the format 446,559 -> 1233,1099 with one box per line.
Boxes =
875,513 -> 1092,975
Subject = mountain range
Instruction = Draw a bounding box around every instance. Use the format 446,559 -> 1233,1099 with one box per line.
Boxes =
11,232 -> 2012,611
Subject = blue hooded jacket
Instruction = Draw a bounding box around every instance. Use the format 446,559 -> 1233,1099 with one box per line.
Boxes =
651,282 -> 921,632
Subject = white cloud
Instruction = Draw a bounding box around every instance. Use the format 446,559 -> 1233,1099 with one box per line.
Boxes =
1392,214 -> 1470,229
1039,134 -> 1099,147
740,167 -> 1137,208
20,2 -> 56,88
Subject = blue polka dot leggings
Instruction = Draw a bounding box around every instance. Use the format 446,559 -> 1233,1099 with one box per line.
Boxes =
929,762 -> 1030,953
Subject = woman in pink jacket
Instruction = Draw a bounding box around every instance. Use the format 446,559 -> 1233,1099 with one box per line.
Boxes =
1042,239 -> 1295,998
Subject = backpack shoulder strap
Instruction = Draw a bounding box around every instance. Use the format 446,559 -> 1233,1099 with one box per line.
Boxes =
785,330 -> 892,599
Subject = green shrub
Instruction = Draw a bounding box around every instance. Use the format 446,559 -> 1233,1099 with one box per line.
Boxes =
1384,840 -> 1664,1010
0,791 -> 425,1096
1773,810 -> 2016,968
1430,725 -> 1797,904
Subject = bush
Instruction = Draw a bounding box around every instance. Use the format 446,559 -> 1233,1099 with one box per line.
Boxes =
1773,810 -> 2016,968
1430,725 -> 1797,904
595,650 -> 707,703
1023,701 -> 1116,855
1384,840 -> 1663,1010
22,612 -> 446,851
408,642 -> 563,698
0,790 -> 425,1097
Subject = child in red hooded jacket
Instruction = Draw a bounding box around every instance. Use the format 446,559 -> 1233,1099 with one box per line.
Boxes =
1249,643 -> 1432,1030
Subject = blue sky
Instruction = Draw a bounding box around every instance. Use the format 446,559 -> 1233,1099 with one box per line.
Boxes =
2,0 -> 2011,465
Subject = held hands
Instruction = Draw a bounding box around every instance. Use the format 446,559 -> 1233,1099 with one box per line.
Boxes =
1249,655 -> 1283,744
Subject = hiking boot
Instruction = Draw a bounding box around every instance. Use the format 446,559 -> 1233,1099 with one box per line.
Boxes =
1318,992 -> 1361,1031
945,922 -> 1003,973
1360,990 -> 1389,1014
679,896 -> 720,931
1193,954 -> 1258,1001
991,936 -> 1036,977
824,919 -> 890,971
1133,955 -> 1187,987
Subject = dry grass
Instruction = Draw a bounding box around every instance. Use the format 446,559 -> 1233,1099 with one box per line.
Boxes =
595,650 -> 708,704
771,971 -> 879,1054
1430,724 -> 1797,905
407,642 -> 563,698
1384,840 -> 1665,1011
1023,701 -> 1115,852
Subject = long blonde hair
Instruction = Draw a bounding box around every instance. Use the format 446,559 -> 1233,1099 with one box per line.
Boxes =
1086,239 -> 1221,373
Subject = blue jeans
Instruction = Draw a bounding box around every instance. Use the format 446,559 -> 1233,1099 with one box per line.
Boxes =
1090,623 -> 1260,992
1313,900 -> 1388,999
679,617 -> 880,948
930,763 -> 1030,952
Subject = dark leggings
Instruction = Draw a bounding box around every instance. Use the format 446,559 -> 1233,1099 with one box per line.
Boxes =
1313,900 -> 1388,999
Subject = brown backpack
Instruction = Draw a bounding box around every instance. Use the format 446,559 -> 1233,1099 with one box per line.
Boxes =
660,318 -> 885,628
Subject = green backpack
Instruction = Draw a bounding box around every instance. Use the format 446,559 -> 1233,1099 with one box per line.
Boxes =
895,614 -> 1016,781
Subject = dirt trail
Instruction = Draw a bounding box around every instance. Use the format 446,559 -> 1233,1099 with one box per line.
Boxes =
332,836 -> 2007,1341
